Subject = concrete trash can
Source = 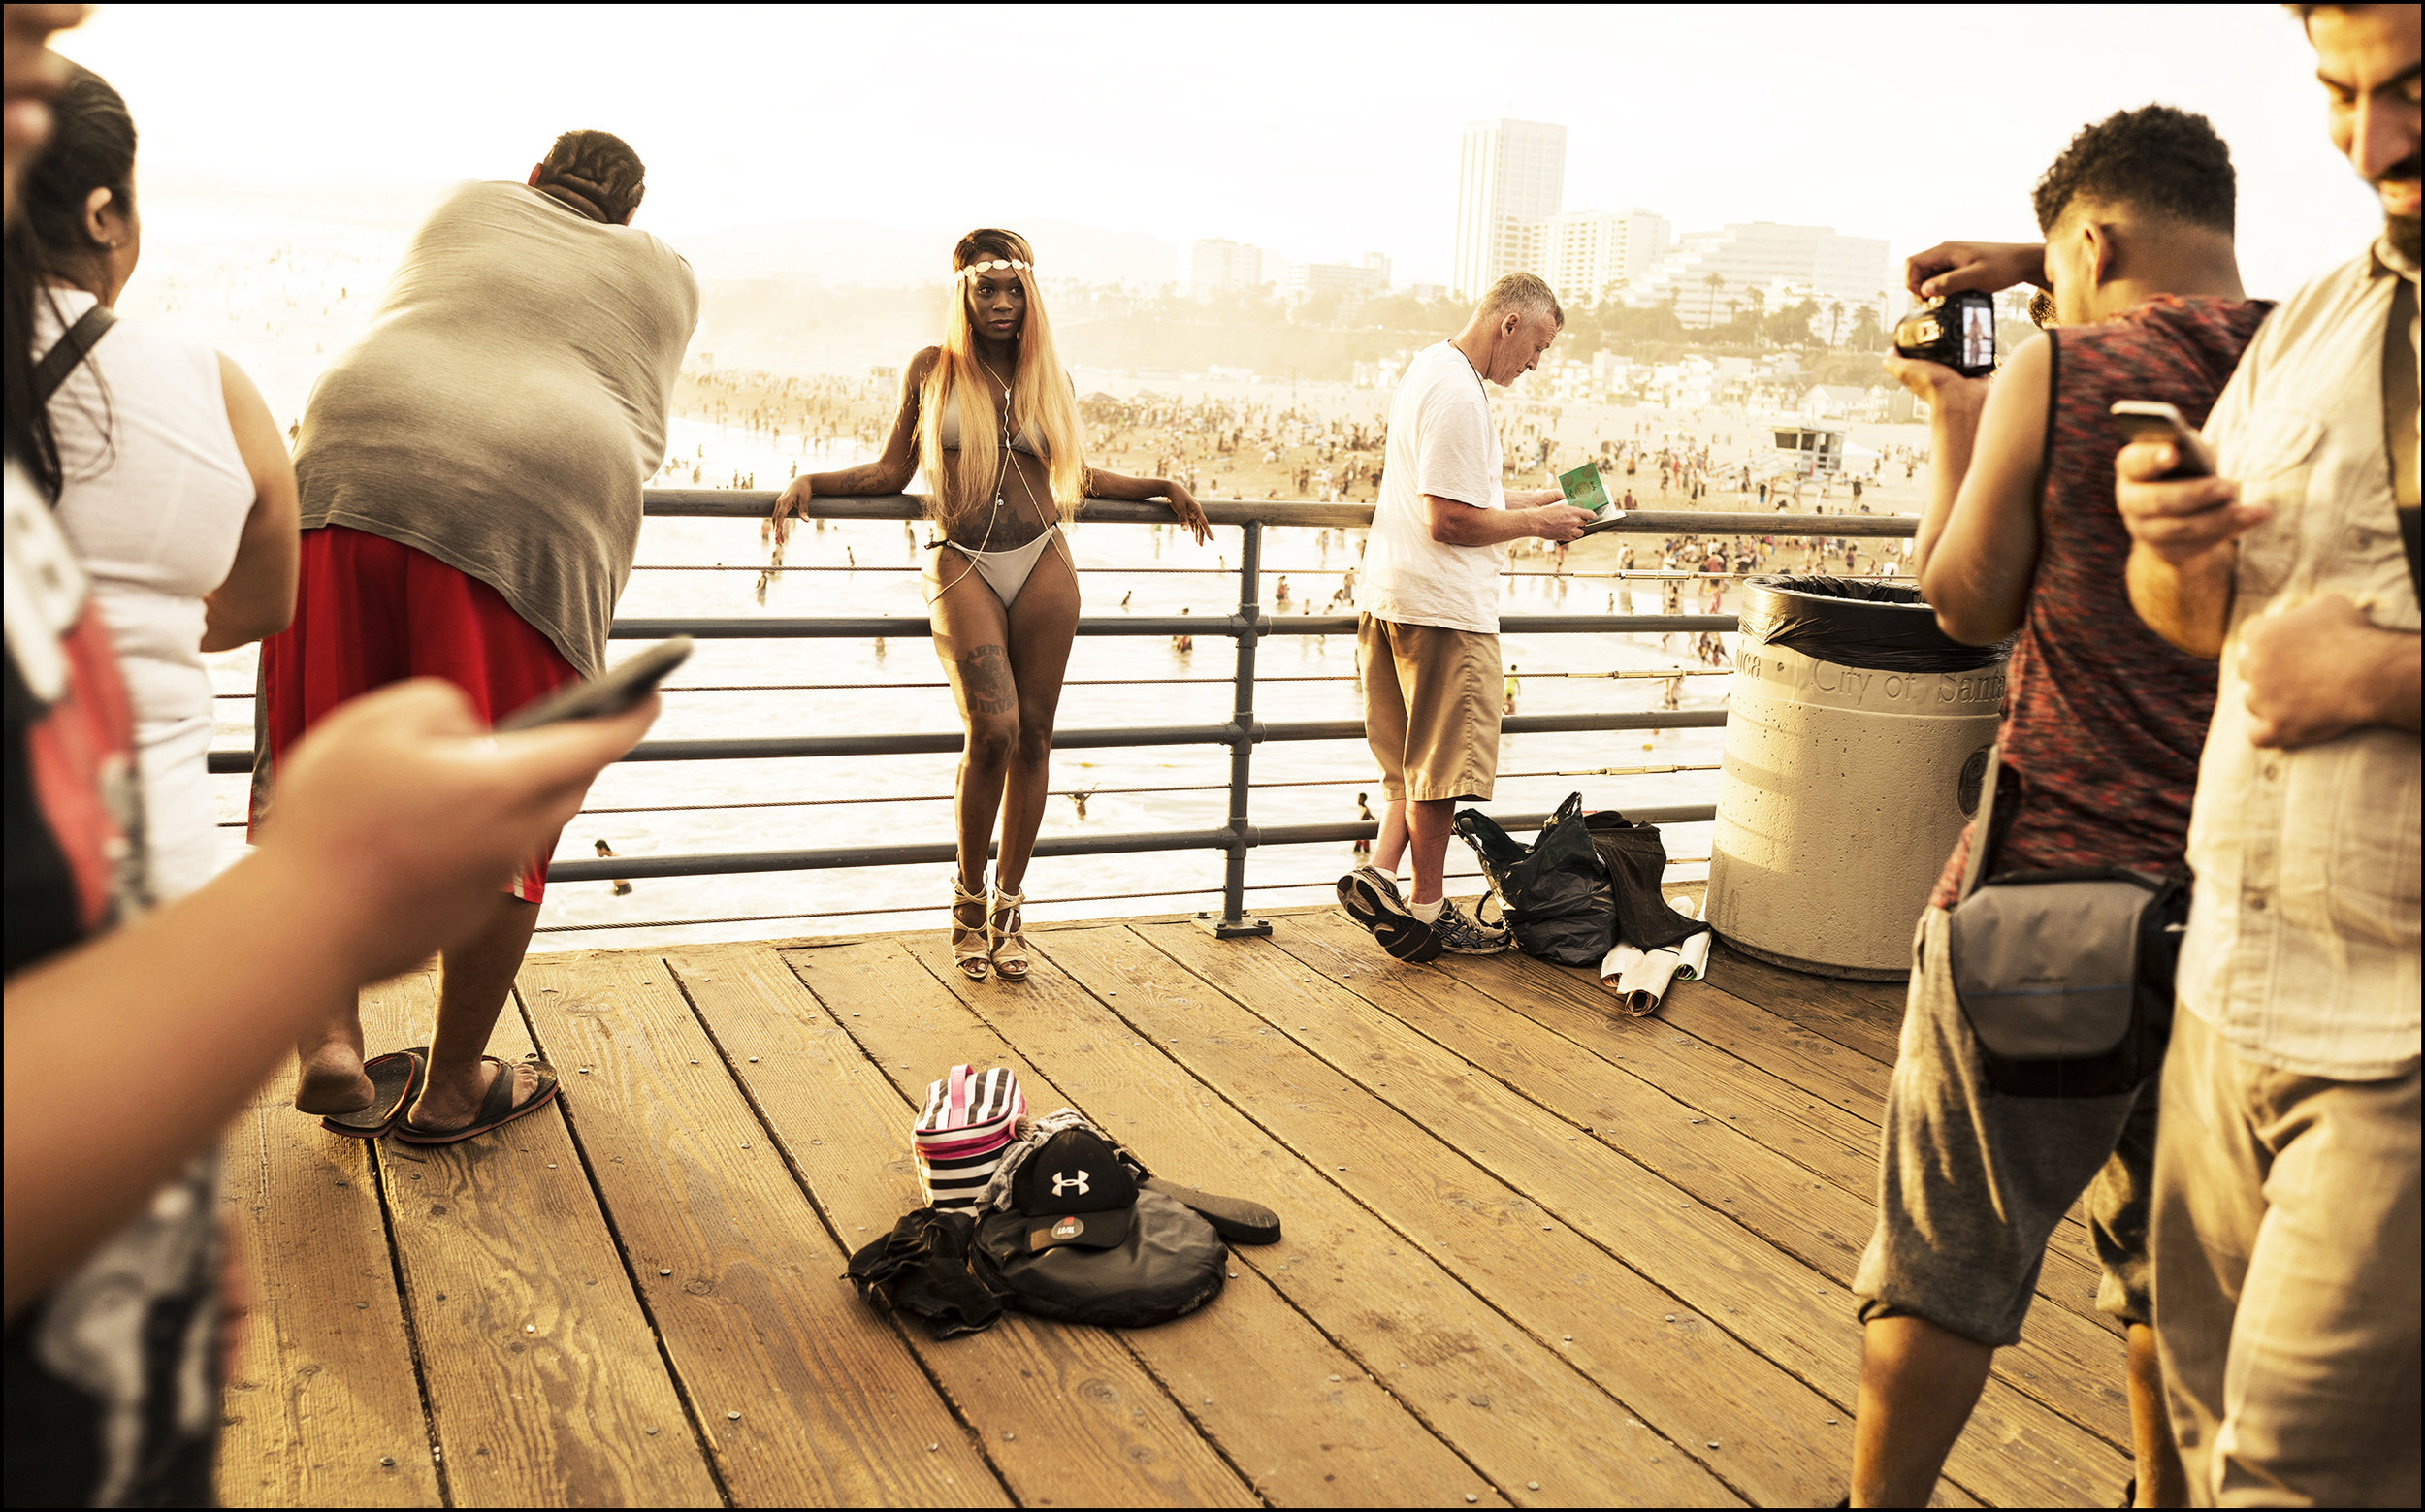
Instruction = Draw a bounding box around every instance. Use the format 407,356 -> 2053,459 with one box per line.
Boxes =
1708,576 -> 2012,980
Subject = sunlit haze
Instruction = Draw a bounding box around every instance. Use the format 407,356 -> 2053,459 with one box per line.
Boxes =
59,3 -> 2383,299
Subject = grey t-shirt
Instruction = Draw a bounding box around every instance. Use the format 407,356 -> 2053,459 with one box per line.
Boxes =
295,180 -> 699,676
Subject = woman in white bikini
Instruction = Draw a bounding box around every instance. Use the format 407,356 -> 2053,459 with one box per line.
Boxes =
769,229 -> 1209,982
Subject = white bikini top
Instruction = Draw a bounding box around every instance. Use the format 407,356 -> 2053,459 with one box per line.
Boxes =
937,400 -> 1045,458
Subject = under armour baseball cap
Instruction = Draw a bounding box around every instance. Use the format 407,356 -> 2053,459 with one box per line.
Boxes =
1009,1127 -> 1138,1253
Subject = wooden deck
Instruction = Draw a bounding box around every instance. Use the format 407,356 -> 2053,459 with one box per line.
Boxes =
216,904 -> 2132,1508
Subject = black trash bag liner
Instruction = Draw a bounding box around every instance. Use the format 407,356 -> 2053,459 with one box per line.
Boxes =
972,1187 -> 1227,1328
846,1206 -> 1005,1340
1587,811 -> 1702,952
1452,792 -> 1615,966
1737,574 -> 2013,674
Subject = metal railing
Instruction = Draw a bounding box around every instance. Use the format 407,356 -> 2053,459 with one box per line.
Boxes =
210,490 -> 1920,937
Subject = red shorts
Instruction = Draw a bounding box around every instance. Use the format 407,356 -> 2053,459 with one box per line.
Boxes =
254,524 -> 579,901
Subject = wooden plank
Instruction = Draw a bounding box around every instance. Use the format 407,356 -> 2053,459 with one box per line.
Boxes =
1008,927 -> 1827,1507
673,943 -> 1497,1511
1270,911 -> 1875,1281
1121,921 -> 2127,1506
1280,915 -> 2118,1341
784,936 -> 1731,1508
1287,923 -> 2133,1417
1443,943 -> 1888,1193
356,967 -> 722,1508
659,944 -> 1263,1510
1703,944 -> 1907,1063
514,950 -> 1010,1507
216,998 -> 438,1508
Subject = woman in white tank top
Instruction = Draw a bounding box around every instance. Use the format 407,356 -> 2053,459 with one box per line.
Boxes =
16,65 -> 298,899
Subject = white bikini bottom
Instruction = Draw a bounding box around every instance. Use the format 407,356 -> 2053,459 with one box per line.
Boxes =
942,525 -> 1066,607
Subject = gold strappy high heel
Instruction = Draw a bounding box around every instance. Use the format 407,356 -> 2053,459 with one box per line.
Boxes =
951,873 -> 991,982
989,885 -> 1031,982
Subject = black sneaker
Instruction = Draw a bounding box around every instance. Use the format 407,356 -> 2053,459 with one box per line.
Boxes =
1336,867 -> 1443,963
1427,896 -> 1512,955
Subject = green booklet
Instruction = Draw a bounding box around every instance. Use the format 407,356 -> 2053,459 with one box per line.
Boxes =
1559,462 -> 1613,515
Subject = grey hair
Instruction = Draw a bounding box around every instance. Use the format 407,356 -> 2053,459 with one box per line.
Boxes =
1480,272 -> 1565,328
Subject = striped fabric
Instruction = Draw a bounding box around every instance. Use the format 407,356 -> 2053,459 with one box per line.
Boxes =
913,1065 -> 1026,1213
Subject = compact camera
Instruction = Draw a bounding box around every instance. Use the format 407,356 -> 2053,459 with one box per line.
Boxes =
1893,290 -> 1996,377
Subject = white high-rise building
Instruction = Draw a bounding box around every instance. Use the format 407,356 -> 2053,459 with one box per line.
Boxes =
1629,222 -> 1892,328
1454,119 -> 1567,299
1187,238 -> 1266,297
1537,209 -> 1671,306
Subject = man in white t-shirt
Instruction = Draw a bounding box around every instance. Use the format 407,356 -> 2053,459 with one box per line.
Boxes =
1338,273 -> 1595,960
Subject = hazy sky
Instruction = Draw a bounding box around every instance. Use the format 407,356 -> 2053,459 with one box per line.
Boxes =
58,3 -> 2384,299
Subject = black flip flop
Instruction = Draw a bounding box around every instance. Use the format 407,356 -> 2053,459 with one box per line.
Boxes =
1143,1176 -> 1281,1244
1338,871 -> 1444,964
318,1048 -> 427,1140
393,1053 -> 561,1146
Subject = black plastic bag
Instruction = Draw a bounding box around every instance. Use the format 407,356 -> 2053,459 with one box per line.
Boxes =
1736,574 -> 2012,673
1452,792 -> 1615,966
1586,811 -> 1701,951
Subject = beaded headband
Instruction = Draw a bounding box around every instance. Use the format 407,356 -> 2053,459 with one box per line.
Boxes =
958,257 -> 1029,281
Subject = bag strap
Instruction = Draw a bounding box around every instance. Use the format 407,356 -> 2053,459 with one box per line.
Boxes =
2383,273 -> 2420,599
1958,741 -> 2001,902
31,303 -> 117,407
947,1064 -> 970,1127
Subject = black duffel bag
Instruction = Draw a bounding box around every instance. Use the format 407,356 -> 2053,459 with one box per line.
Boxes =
972,1188 -> 1227,1328
1452,792 -> 1615,966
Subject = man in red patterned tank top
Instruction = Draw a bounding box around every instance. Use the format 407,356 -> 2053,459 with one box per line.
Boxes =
1845,108 -> 2272,1507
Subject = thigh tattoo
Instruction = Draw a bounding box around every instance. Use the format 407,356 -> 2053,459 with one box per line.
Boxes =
958,645 -> 1015,715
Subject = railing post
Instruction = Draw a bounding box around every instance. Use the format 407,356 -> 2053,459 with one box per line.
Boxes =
1198,519 -> 1271,938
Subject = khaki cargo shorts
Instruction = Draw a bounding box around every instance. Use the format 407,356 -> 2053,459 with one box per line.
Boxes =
1358,614 -> 1503,803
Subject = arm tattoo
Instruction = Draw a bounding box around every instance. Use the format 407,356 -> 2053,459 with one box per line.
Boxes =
818,463 -> 895,496
957,645 -> 1016,715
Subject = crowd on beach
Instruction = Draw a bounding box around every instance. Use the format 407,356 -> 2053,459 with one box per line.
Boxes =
3,4 -> 2417,1509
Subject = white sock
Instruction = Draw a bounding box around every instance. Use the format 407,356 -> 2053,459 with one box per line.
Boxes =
1409,896 -> 1445,924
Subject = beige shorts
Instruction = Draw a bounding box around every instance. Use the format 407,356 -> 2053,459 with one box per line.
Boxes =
2151,1011 -> 2420,1506
1359,614 -> 1502,803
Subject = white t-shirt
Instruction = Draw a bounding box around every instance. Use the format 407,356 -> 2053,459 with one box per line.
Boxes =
1357,341 -> 1506,633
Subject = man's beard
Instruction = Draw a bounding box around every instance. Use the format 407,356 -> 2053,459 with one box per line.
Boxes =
2389,211 -> 2422,269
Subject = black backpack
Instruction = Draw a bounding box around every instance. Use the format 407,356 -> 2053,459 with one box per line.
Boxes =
971,1188 -> 1226,1328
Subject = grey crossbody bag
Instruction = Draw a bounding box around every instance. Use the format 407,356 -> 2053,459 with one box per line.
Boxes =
1944,745 -> 2188,1097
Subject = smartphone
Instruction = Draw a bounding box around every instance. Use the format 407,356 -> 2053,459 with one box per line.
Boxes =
493,635 -> 692,732
2109,401 -> 2216,479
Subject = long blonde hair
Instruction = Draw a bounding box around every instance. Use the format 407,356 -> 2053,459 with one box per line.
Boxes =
917,229 -> 1088,533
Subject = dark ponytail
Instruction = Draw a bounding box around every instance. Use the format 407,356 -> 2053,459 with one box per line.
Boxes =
2,63 -> 135,500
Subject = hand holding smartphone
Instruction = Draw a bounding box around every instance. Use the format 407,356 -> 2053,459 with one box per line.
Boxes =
2109,401 -> 2217,479
493,636 -> 693,732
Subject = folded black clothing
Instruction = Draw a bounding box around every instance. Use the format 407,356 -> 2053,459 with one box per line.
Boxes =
845,1206 -> 1003,1339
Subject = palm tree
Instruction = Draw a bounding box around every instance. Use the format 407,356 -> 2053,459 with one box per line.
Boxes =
1703,271 -> 1727,330
1849,302 -> 1884,351
1745,286 -> 1767,348
1827,300 -> 1846,349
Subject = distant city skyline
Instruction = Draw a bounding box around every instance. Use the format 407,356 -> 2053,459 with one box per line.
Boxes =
55,5 -> 2386,304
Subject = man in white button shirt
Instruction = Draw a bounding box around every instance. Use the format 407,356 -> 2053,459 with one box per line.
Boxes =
2115,4 -> 2420,1502
1337,273 -> 1593,961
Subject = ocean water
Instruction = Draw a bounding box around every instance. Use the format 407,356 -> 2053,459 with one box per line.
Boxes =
204,421 -> 1731,951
